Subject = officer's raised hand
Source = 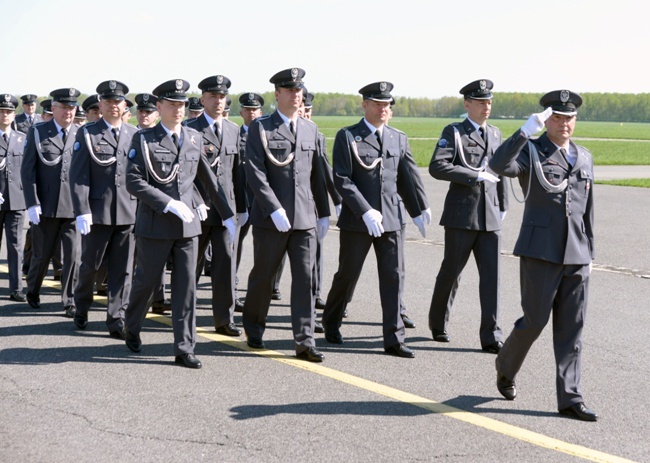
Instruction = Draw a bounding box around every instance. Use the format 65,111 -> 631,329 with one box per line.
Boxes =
521,107 -> 553,137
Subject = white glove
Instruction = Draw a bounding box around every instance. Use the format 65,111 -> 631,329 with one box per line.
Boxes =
521,107 -> 553,137
589,262 -> 593,274
317,217 -> 329,240
335,203 -> 342,218
75,214 -> 93,235
362,209 -> 384,238
196,204 -> 209,221
165,199 -> 194,223
0,193 -> 4,205
500,210 -> 507,221
421,207 -> 431,225
412,215 -> 426,238
28,205 -> 42,225
270,208 -> 291,232
223,217 -> 236,242
477,171 -> 500,184
237,211 -> 249,227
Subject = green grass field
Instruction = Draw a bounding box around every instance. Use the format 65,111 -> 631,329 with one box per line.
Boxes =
226,115 -> 650,167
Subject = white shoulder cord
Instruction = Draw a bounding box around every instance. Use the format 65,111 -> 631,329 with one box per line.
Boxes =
141,135 -> 179,184
260,123 -> 294,167
452,126 -> 487,172
345,129 -> 382,170
84,127 -> 116,166
509,140 -> 567,204
34,128 -> 62,166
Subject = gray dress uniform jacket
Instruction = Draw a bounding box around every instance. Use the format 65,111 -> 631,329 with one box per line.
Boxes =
126,124 -> 233,239
14,113 -> 43,136
70,120 -> 138,224
430,119 -> 507,231
0,129 -> 27,211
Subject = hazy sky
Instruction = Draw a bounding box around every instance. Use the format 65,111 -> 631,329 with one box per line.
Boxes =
5,0 -> 646,99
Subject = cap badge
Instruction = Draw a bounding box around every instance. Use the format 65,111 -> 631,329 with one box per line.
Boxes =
109,80 -> 117,90
216,75 -> 223,84
69,88 -> 76,96
380,82 -> 387,92
560,90 -> 570,103
4,94 -> 10,102
175,79 -> 183,90
479,80 -> 487,90
249,93 -> 255,101
291,68 -> 298,80
143,94 -> 149,102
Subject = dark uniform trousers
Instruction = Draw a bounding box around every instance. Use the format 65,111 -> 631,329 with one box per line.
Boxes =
125,124 -> 233,355
428,119 -> 506,345
490,130 -> 595,409
242,112 -> 330,352
0,129 -> 27,293
70,121 -> 138,331
21,120 -> 80,308
187,114 -> 245,328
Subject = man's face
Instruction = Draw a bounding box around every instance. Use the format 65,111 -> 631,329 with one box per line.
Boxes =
464,98 -> 491,125
188,110 -> 203,119
545,113 -> 576,145
0,109 -> 15,128
303,107 -> 312,120
86,108 -> 102,122
137,109 -> 159,129
122,111 -> 131,123
51,102 -> 77,127
42,113 -> 53,122
200,92 -> 226,119
362,99 -> 391,127
99,98 -> 126,123
22,102 -> 36,115
157,99 -> 186,127
74,117 -> 86,127
240,107 -> 261,126
275,87 -> 303,114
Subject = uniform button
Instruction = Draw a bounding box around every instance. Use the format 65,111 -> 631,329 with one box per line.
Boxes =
118,151 -> 122,154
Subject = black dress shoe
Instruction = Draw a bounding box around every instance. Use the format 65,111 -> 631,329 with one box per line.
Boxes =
325,330 -> 343,344
125,330 -> 142,353
175,353 -> 202,369
271,289 -> 282,300
482,341 -> 503,354
95,289 -> 108,297
497,372 -> 517,400
64,305 -> 76,318
109,328 -> 126,340
296,347 -> 324,363
9,290 -> 27,302
401,314 -> 416,329
52,272 -> 61,281
247,337 -> 265,349
74,313 -> 88,330
150,299 -> 171,314
314,319 -> 324,333
234,299 -> 245,313
559,403 -> 598,422
26,292 -> 40,308
315,298 -> 326,310
215,323 -> 242,336
431,329 -> 450,342
384,343 -> 415,358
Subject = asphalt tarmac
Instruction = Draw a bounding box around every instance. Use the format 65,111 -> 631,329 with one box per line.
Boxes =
1,166 -> 648,463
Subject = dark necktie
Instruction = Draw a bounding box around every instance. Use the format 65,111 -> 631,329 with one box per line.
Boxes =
289,120 -> 296,137
560,148 -> 572,167
28,115 -> 33,125
214,123 -> 222,144
112,127 -> 120,143
479,127 -> 487,144
375,129 -> 382,150
61,128 -> 67,145
2,133 -> 7,147
171,133 -> 179,151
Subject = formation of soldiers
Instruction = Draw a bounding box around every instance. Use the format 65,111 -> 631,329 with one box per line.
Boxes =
0,70 -> 597,421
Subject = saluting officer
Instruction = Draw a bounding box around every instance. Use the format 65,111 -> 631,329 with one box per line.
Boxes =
322,81 -> 425,358
186,74 -> 242,336
243,68 -> 330,362
14,94 -> 43,134
124,79 -> 233,369
428,79 -> 507,353
21,88 -> 81,316
0,94 -> 28,302
69,80 -> 138,339
490,90 -> 598,422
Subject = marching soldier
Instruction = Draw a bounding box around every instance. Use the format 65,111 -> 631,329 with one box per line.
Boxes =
69,80 -> 138,339
39,99 -> 53,123
187,97 -> 204,120
124,79 -> 233,369
0,94 -> 28,302
82,95 -> 101,123
21,88 -> 81,317
428,79 -> 507,352
14,94 -> 43,134
186,74 -> 242,336
242,68 -> 330,362
490,90 -> 598,421
322,81 -> 425,358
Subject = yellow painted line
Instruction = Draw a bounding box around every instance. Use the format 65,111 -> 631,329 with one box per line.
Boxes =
3,264 -> 635,463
